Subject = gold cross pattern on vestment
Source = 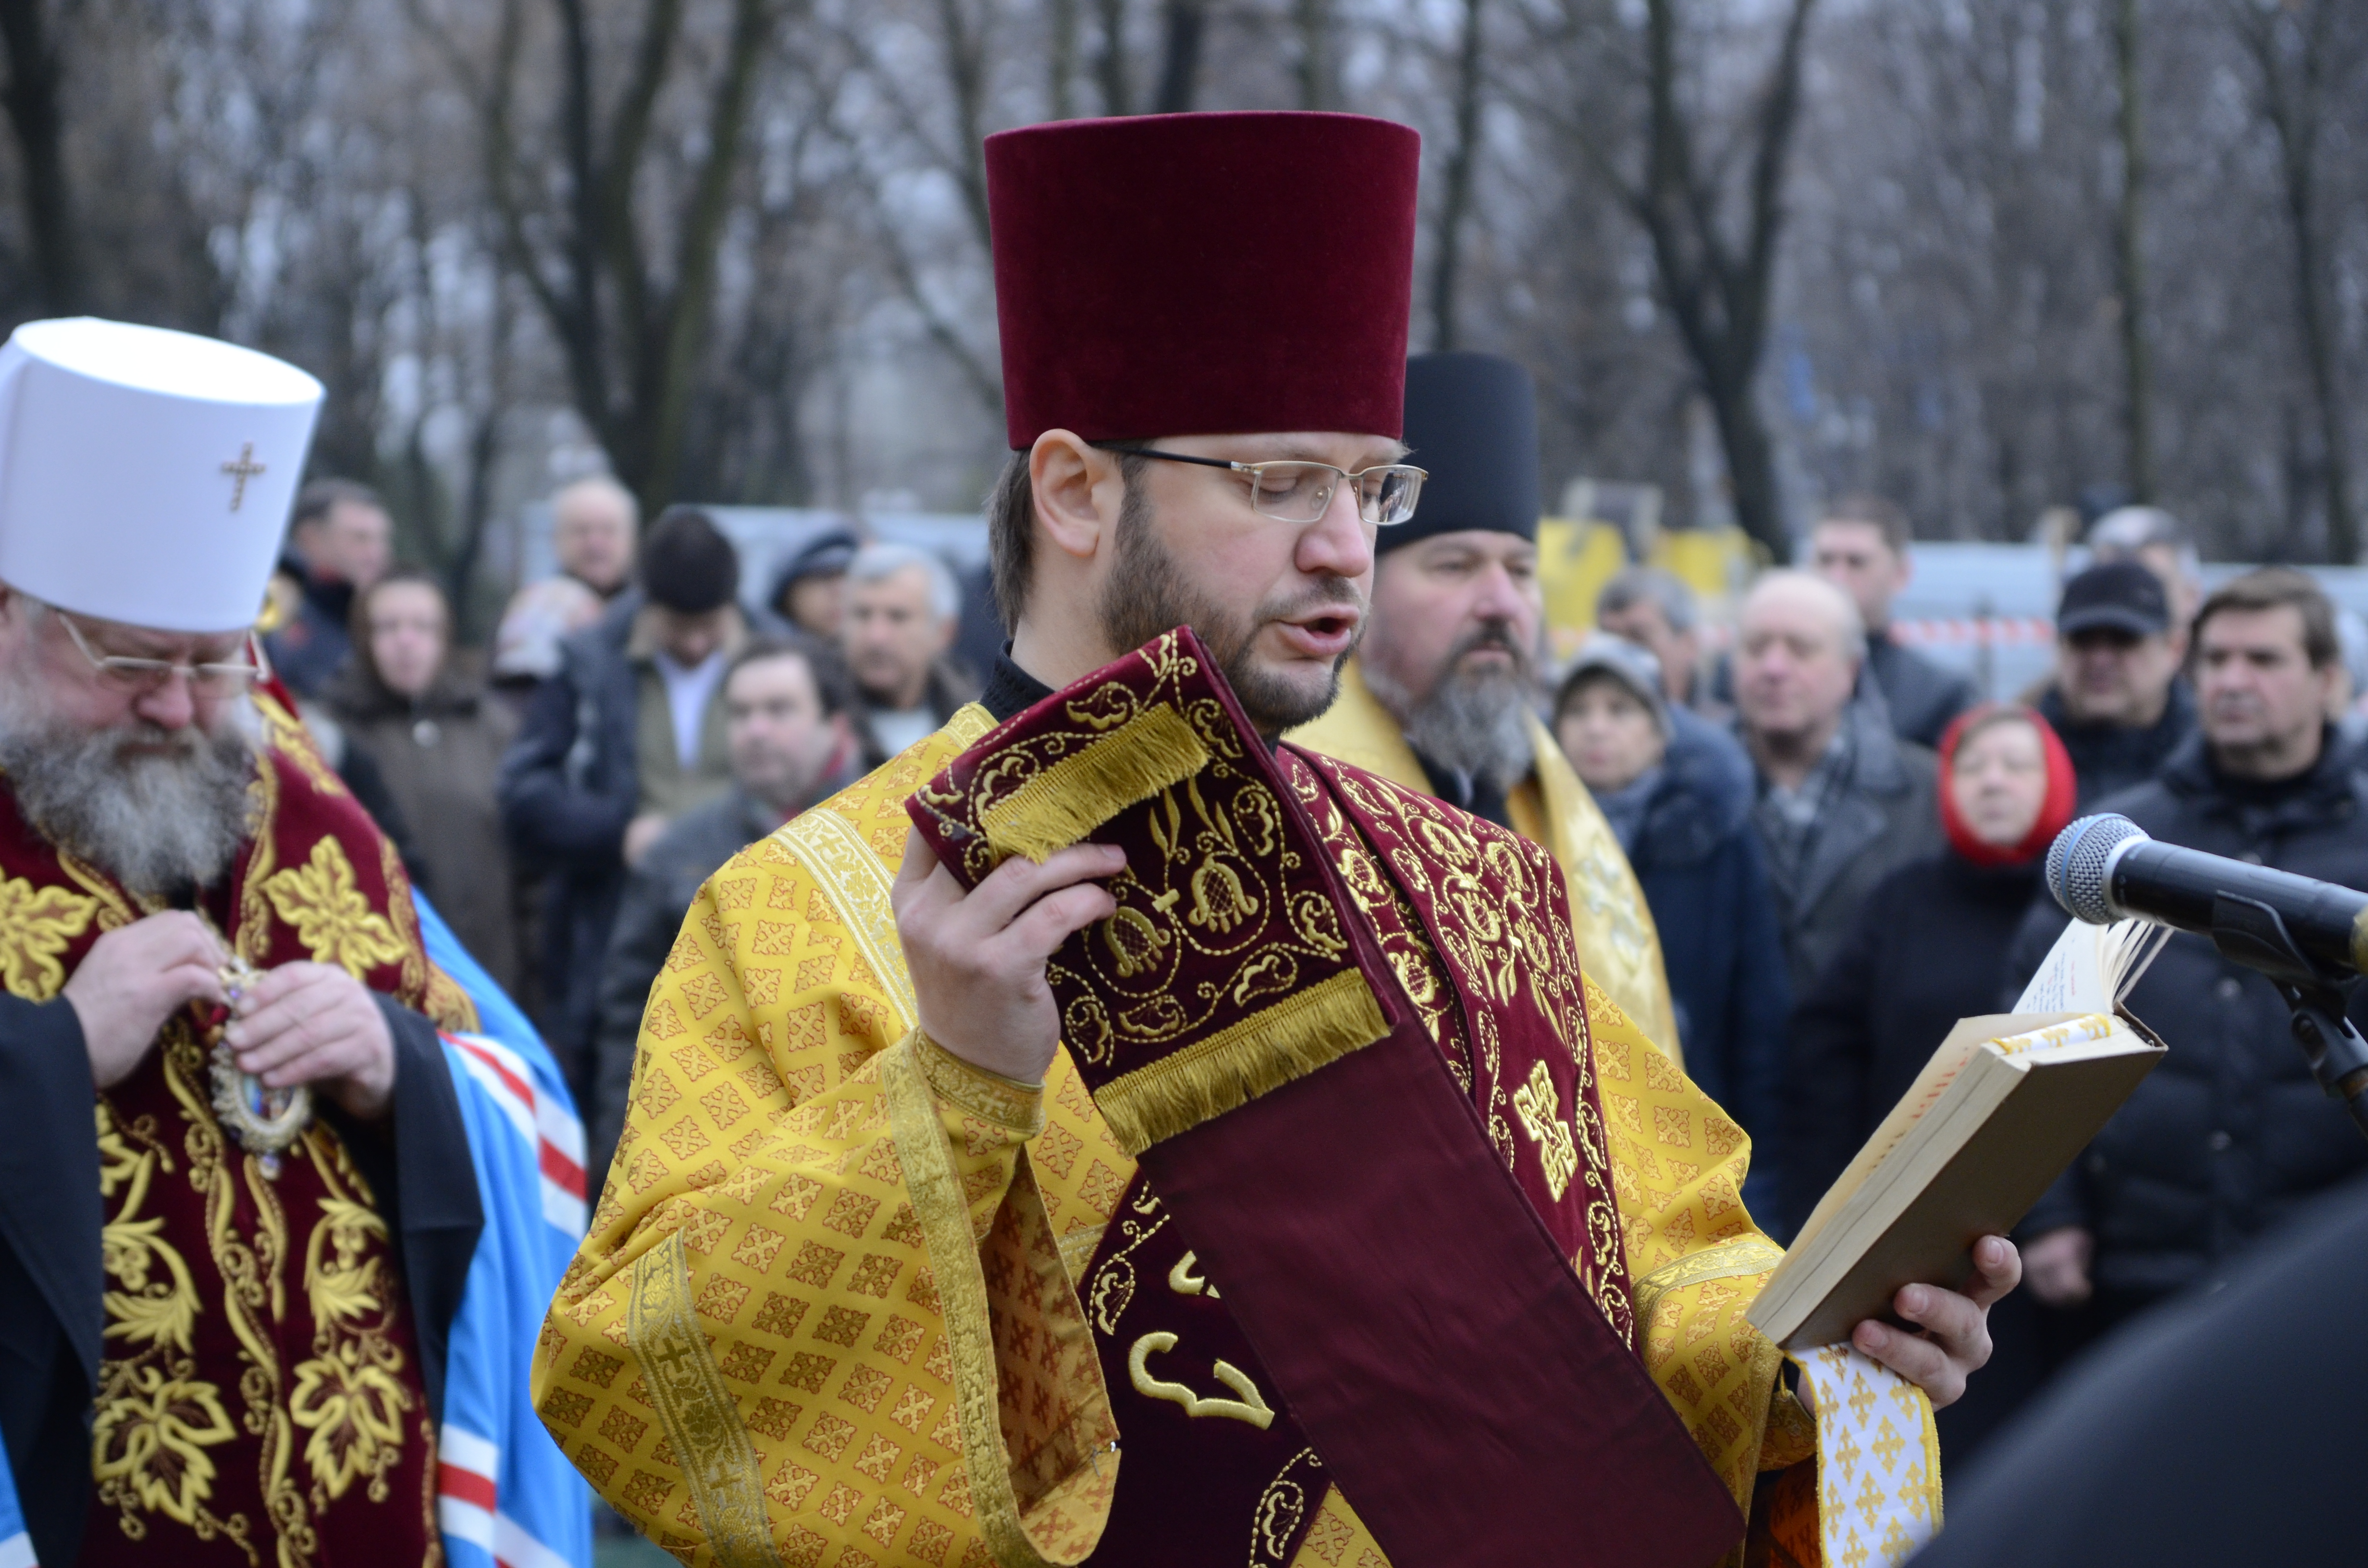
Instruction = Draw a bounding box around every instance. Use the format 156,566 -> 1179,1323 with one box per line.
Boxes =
221,442 -> 267,511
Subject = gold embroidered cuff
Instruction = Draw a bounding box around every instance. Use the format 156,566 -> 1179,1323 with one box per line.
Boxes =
912,1029 -> 1048,1135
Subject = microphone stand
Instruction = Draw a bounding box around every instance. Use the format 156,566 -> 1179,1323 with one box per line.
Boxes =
2208,893 -> 2368,1141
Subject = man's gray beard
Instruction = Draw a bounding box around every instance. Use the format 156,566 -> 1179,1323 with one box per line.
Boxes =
1362,619 -> 1538,792
1094,484 -> 1363,734
0,682 -> 259,896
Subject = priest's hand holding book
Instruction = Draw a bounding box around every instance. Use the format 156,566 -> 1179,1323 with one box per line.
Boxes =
1751,919 -> 2172,1394
1849,1236 -> 2021,1408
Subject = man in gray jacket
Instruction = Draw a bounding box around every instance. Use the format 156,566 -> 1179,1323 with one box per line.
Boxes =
1734,570 -> 1944,996
587,636 -> 863,1186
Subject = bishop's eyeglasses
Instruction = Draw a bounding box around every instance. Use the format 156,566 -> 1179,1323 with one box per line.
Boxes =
54,605 -> 263,696
1127,449 -> 1428,527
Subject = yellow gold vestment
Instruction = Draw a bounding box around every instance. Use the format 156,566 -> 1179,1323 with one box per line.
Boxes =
533,709 -> 1937,1568
1285,656 -> 1683,1063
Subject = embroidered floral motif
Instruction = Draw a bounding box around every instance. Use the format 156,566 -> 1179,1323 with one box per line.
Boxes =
289,1344 -> 413,1503
91,1095 -> 248,1554
0,873 -> 96,999
260,837 -> 408,978
289,1153 -> 414,1507
91,1369 -> 240,1524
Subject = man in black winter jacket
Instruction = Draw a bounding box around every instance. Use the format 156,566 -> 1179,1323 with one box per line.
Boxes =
2007,568 -> 2368,1340
2033,559 -> 2198,809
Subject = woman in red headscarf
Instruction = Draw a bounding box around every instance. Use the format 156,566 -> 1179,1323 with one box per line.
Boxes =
1782,702 -> 2078,1461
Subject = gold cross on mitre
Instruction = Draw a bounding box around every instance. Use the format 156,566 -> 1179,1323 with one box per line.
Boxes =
221,443 -> 267,512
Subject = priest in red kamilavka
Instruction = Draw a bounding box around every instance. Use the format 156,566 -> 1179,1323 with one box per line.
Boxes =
536,111 -> 2019,1568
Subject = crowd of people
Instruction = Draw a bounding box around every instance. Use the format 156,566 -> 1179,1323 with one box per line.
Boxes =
258,477 -> 985,1182
1558,507 -> 2368,1467
13,106 -> 2359,1568
261,440 -> 2368,1486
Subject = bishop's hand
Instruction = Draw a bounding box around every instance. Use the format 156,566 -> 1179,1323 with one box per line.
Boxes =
65,911 -> 228,1090
223,962 -> 397,1122
1850,1234 -> 2022,1408
892,825 -> 1122,1083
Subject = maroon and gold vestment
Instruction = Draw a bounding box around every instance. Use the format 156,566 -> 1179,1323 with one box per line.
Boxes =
0,694 -> 474,1568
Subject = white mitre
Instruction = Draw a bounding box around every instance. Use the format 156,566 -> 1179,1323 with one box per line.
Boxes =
0,317 -> 323,634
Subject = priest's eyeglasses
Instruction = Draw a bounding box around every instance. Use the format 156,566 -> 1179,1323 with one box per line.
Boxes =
1129,450 -> 1428,527
54,607 -> 263,696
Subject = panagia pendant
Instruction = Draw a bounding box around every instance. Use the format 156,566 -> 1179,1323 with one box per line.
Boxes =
208,951 -> 310,1178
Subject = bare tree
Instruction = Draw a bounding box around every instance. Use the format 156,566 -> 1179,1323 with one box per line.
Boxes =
406,0 -> 794,513
1527,0 -> 1820,555
0,0 -> 78,313
1093,0 -> 1132,113
2224,0 -> 2362,560
1153,0 -> 1208,111
1426,0 -> 1487,351
2113,0 -> 2156,502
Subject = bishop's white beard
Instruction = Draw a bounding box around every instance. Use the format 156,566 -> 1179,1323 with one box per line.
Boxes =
0,674 -> 260,898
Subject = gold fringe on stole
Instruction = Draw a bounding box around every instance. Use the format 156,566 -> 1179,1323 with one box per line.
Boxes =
1092,969 -> 1389,1155
878,1034 -> 1103,1568
979,705 -> 1210,863
625,1234 -> 788,1568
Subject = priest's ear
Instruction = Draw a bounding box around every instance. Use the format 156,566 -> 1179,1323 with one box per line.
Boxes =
1027,430 -> 1126,565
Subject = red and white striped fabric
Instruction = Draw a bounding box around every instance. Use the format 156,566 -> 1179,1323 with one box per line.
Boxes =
444,1031 -> 588,1235
1893,617 -> 2056,648
438,1426 -> 575,1568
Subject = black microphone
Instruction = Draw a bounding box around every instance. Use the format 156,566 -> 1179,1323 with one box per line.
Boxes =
2046,813 -> 2368,978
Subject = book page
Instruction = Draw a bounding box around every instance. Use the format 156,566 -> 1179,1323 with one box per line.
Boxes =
2013,919 -> 2112,1013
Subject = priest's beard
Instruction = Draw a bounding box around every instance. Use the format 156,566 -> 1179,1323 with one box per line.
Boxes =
1095,488 -> 1364,735
1361,614 -> 1538,792
0,677 -> 259,897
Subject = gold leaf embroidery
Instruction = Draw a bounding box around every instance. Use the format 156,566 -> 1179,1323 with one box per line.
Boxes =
288,1344 -> 413,1503
0,874 -> 97,999
1512,1060 -> 1579,1202
260,838 -> 408,977
90,1369 -> 239,1524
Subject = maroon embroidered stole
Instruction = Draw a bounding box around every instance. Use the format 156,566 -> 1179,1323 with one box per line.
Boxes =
1076,1173 -> 1329,1566
909,630 -> 1743,1568
0,694 -> 473,1566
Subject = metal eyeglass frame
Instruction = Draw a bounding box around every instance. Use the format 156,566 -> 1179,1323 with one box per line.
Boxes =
53,604 -> 264,694
1126,448 -> 1429,527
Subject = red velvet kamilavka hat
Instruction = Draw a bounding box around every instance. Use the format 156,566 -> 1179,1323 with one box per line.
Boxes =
985,111 -> 1421,450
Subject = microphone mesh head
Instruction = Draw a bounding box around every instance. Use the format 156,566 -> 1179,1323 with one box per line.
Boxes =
2047,814 -> 2147,924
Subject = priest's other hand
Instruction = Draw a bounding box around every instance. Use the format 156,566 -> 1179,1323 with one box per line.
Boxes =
893,825 -> 1122,1082
1850,1234 -> 2022,1409
223,962 -> 396,1122
65,912 -> 228,1089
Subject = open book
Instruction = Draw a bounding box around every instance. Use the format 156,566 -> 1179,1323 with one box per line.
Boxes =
1746,918 -> 2171,1352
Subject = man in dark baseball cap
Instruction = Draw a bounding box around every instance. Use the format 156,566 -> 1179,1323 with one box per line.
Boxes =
2038,558 -> 2197,806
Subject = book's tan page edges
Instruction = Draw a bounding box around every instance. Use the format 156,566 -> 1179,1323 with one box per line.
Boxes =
1788,1011 -> 2088,1259
1768,1043 -> 2162,1350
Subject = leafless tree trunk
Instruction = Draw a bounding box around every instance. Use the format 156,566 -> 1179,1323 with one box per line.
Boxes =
0,0 -> 79,314
2113,0 -> 2155,503
1094,0 -> 1132,115
1153,0 -> 1207,113
1547,0 -> 1818,556
1048,0 -> 1079,119
1294,0 -> 1334,110
2226,0 -> 2358,560
1427,0 -> 1487,351
408,0 -> 789,514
